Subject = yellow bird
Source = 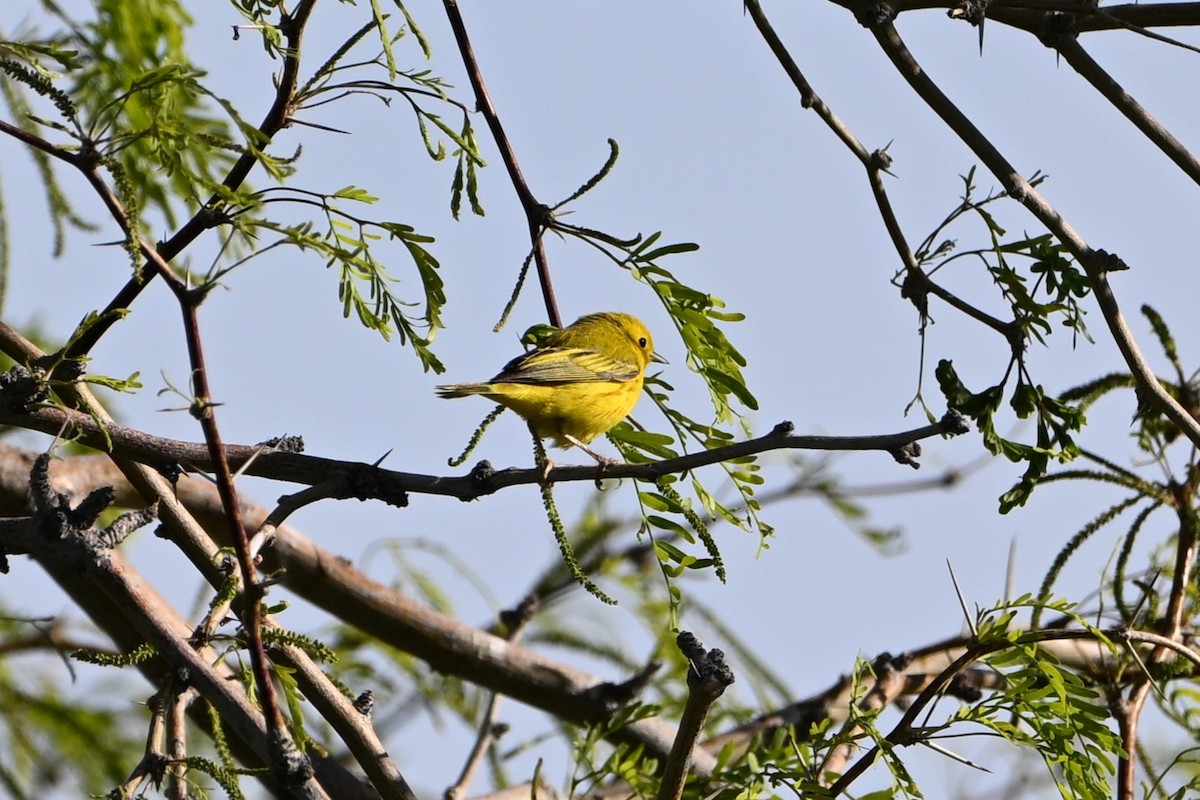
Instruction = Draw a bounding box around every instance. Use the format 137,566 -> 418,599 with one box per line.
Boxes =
437,312 -> 665,464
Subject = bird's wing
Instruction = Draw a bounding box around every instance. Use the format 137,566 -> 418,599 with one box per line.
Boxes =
493,347 -> 639,385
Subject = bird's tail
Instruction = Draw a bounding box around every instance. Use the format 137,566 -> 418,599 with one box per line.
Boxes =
436,383 -> 491,399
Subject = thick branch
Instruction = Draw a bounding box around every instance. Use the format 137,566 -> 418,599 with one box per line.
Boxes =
0,445 -> 716,777
0,511 -> 335,799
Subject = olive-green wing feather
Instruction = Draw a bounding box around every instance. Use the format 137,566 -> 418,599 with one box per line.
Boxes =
493,347 -> 639,385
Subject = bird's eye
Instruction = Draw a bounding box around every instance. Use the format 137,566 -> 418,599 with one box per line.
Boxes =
638,337 -> 648,349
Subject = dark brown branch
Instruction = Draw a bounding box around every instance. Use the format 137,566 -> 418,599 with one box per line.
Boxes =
0,118 -> 89,166
441,0 -> 561,327
826,0 -> 1200,34
174,296 -> 298,768
905,267 -> 1023,348
0,402 -> 968,502
1049,34 -> 1200,187
744,0 -> 871,162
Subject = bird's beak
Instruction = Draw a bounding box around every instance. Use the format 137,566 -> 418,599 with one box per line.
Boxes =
651,351 -> 668,364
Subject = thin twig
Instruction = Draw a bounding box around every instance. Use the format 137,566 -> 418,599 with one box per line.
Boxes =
745,0 -> 1023,358
441,0 -> 561,326
20,1 -> 321,364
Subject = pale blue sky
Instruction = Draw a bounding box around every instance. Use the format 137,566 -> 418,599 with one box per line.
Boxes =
3,2 -> 1199,797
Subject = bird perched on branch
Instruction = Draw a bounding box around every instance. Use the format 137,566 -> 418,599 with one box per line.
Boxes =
437,311 -> 665,464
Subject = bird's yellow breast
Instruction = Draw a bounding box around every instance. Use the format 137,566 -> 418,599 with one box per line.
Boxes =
482,376 -> 645,447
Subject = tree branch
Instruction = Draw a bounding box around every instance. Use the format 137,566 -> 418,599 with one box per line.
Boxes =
0,444 -> 717,777
441,0 -> 561,327
658,633 -> 733,800
0,400 -> 969,502
864,16 -> 1200,453
1047,32 -> 1200,187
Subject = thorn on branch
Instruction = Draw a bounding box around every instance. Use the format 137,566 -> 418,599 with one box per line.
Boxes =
154,461 -> 184,485
890,441 -> 922,469
142,753 -> 172,787
1091,248 -> 1129,274
196,202 -> 233,230
532,202 -> 556,228
342,465 -> 409,508
868,145 -> 893,173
